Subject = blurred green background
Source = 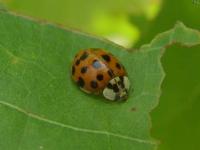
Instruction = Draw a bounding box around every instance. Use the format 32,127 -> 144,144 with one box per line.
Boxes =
1,0 -> 200,149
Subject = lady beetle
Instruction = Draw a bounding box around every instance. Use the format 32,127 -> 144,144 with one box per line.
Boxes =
71,48 -> 130,101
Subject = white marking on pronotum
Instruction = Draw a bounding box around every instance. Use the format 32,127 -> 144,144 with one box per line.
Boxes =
124,76 -> 130,90
103,76 -> 130,101
0,100 -> 156,145
103,88 -> 116,101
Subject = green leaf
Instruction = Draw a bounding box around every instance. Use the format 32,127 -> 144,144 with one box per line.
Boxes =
0,11 -> 199,150
152,44 -> 200,150
132,0 -> 200,149
134,0 -> 200,47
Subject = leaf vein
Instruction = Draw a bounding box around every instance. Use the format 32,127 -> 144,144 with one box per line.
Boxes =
0,100 -> 156,145
0,44 -> 56,79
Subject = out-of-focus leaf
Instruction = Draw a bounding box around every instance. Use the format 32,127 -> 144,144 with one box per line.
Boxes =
2,0 -> 151,30
2,0 -> 156,47
132,0 -> 200,149
134,0 -> 200,47
152,44 -> 200,150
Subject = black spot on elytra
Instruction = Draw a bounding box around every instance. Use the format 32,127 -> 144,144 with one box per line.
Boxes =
96,74 -> 104,81
107,69 -> 113,77
75,59 -> 80,66
81,66 -> 88,74
72,66 -> 75,75
80,52 -> 88,60
113,84 -> 119,93
90,80 -> 98,89
102,54 -> 111,62
77,77 -> 85,87
116,63 -> 121,69
92,60 -> 101,69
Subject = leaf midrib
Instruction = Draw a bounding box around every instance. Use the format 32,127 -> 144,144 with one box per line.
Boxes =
0,100 -> 156,145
